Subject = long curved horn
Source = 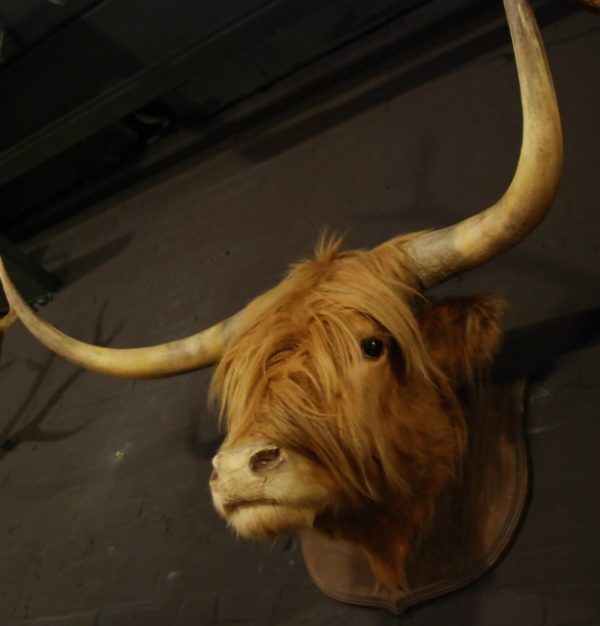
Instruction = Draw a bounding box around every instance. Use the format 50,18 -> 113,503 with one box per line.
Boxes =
0,258 -> 241,379
403,0 -> 563,288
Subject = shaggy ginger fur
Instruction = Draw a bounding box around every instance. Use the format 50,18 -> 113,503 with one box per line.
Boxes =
210,236 -> 504,590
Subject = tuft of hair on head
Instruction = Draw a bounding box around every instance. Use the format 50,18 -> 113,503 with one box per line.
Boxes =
313,229 -> 345,264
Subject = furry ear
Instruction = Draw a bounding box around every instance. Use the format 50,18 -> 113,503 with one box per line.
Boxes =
419,295 -> 505,384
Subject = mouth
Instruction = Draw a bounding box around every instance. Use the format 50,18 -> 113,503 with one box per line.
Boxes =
223,497 -> 279,516
218,497 -> 317,539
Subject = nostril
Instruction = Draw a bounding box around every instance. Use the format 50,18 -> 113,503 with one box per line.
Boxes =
210,469 -> 218,483
250,447 -> 283,473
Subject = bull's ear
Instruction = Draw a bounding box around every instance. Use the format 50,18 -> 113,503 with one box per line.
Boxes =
419,295 -> 505,384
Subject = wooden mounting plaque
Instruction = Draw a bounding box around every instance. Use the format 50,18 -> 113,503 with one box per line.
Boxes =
301,379 -> 528,614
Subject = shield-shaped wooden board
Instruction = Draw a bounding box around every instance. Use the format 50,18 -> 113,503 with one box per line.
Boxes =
301,379 -> 528,614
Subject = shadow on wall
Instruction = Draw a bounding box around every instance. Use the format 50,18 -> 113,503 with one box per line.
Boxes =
0,234 -> 133,317
501,247 -> 600,312
0,305 -> 122,463
27,233 -> 134,289
492,306 -> 600,385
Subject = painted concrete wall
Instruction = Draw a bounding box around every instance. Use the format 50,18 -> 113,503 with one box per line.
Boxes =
0,5 -> 598,625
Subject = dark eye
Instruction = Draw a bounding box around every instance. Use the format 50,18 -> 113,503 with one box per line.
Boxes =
361,337 -> 385,359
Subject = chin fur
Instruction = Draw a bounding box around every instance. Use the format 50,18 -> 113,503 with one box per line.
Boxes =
228,503 -> 316,539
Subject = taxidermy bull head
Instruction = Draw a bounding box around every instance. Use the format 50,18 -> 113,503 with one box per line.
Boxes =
0,0 -> 561,591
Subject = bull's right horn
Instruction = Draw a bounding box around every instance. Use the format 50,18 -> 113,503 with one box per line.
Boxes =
0,258 -> 242,379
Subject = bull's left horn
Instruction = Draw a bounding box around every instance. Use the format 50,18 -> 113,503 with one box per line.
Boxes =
0,258 -> 241,379
403,0 -> 563,288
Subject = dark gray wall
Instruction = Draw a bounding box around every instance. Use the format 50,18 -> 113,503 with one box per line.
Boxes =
0,4 -> 598,625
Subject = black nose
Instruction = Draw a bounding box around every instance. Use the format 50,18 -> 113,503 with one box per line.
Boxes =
249,447 -> 283,472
